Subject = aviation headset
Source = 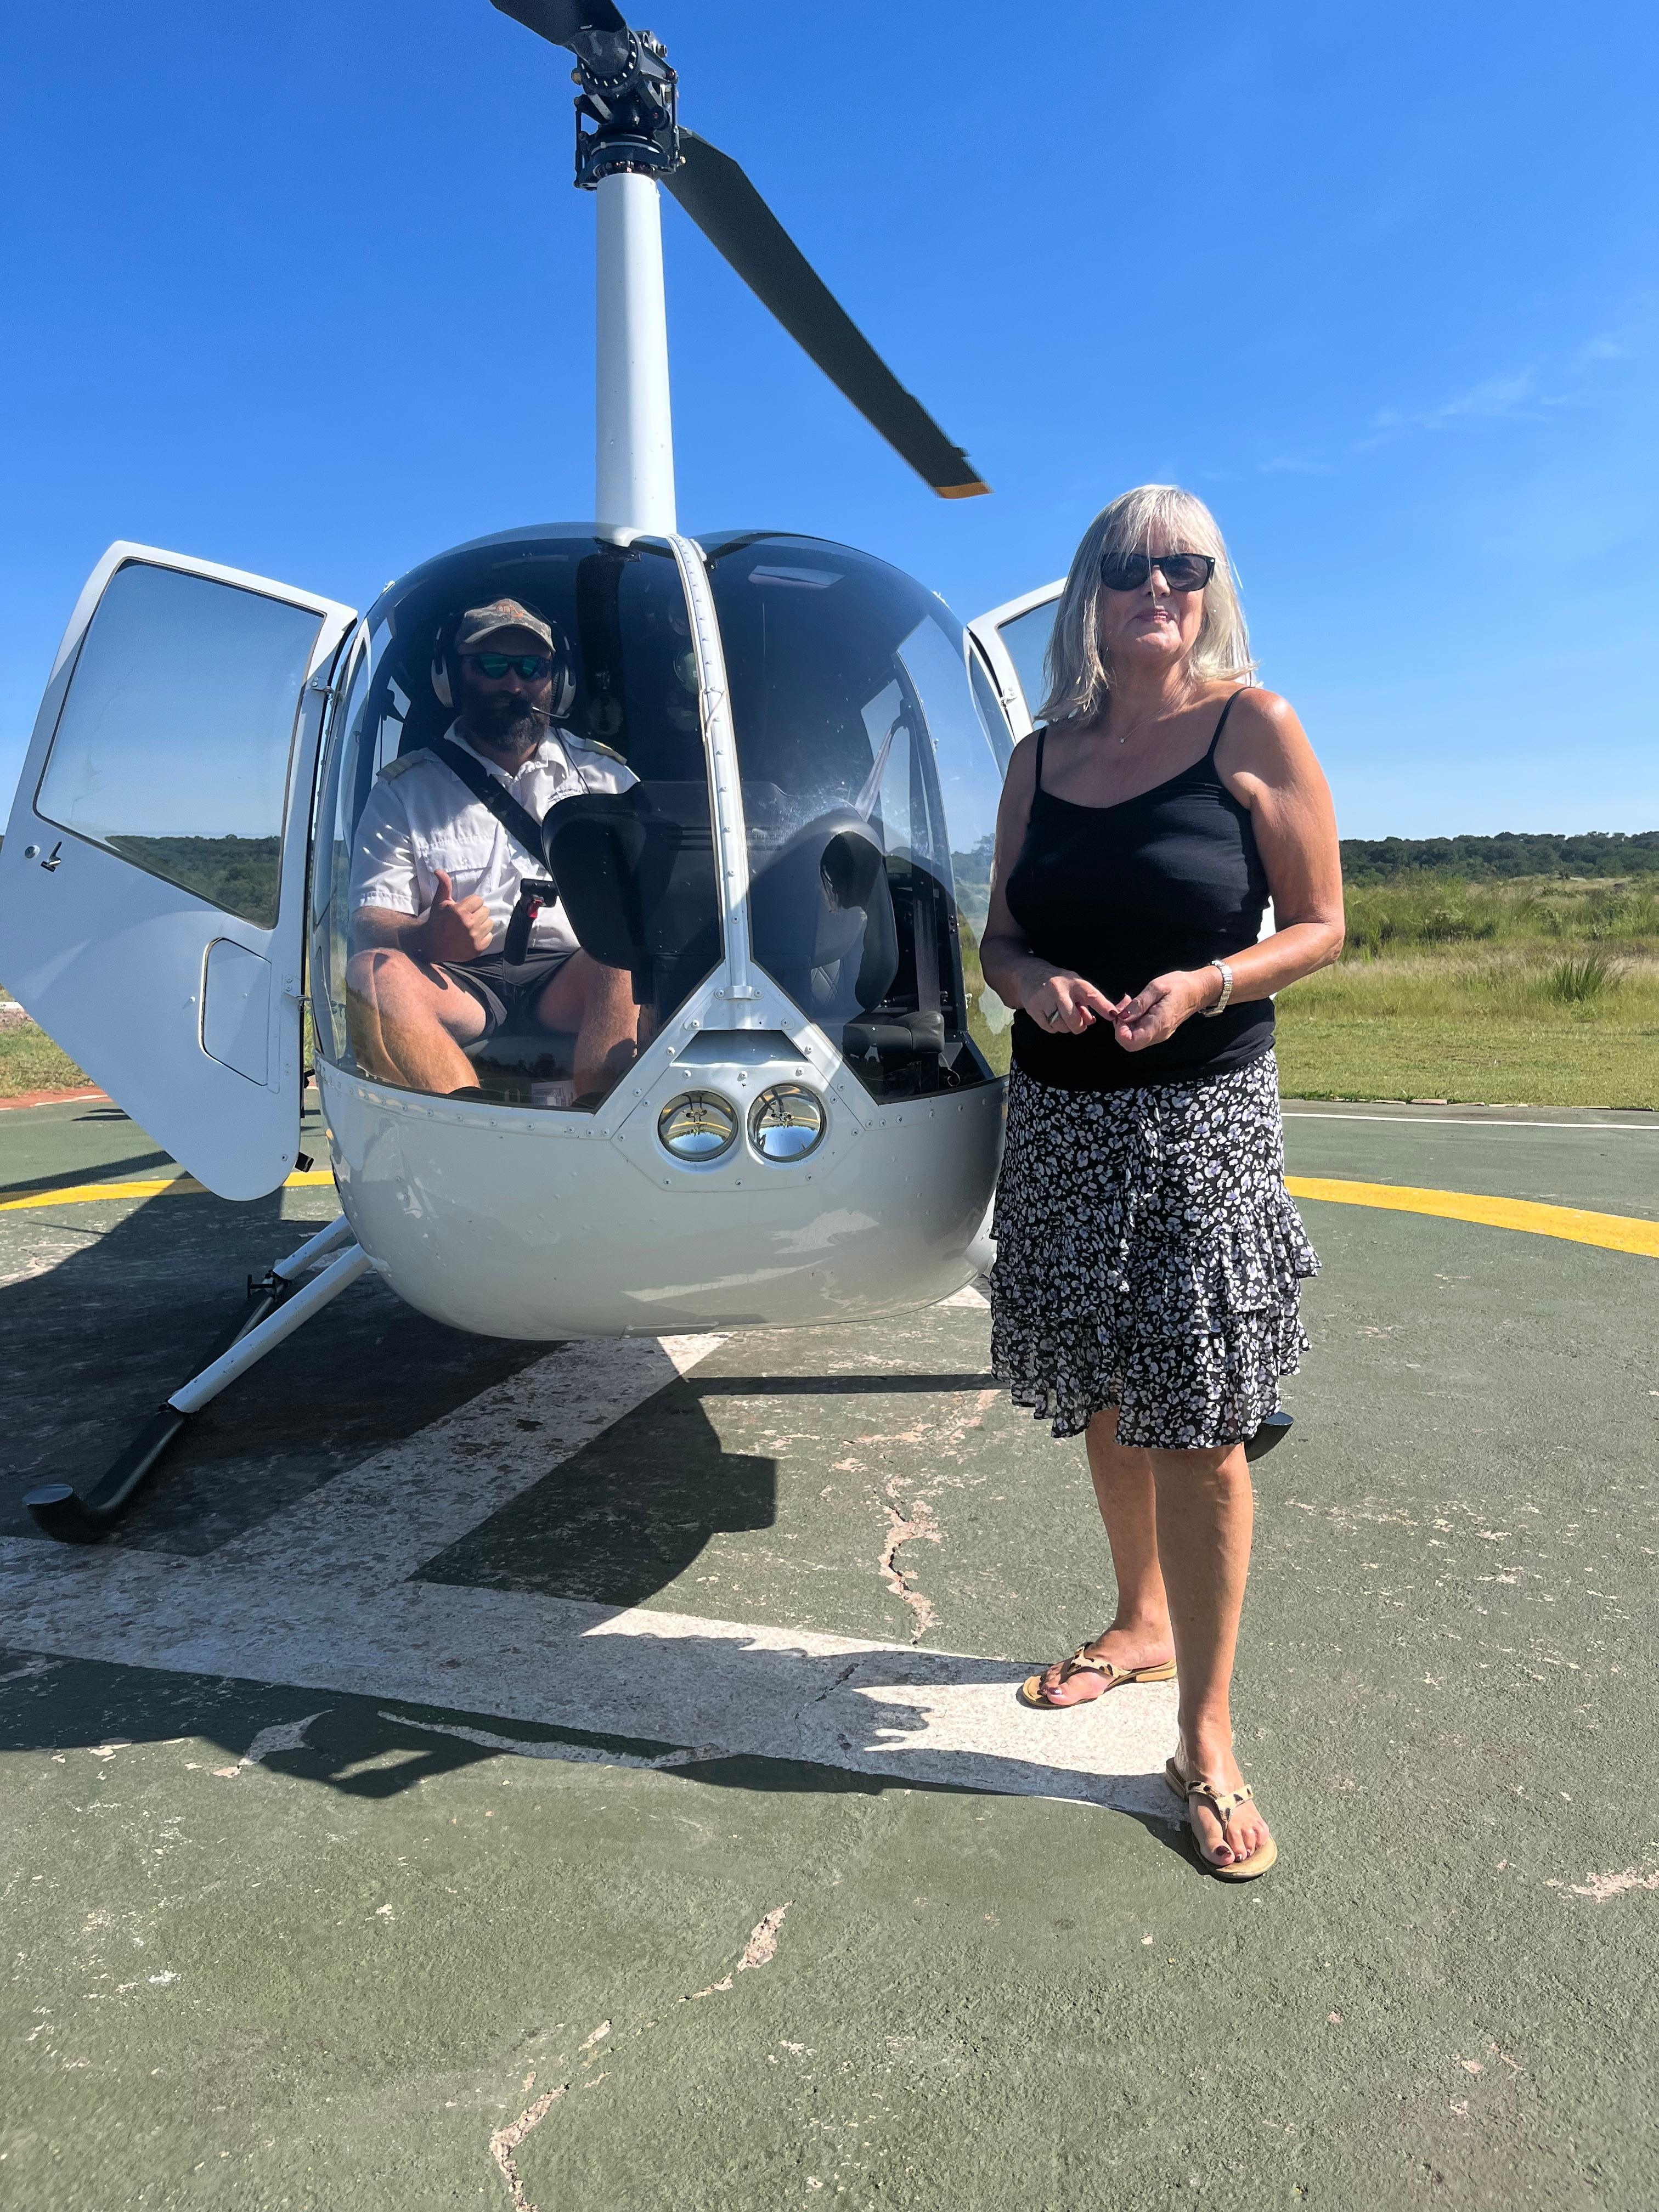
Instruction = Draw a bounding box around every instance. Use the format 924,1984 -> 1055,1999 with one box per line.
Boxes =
431,602 -> 578,721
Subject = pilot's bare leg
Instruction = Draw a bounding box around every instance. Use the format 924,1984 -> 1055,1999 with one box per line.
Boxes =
534,951 -> 640,1099
346,949 -> 486,1094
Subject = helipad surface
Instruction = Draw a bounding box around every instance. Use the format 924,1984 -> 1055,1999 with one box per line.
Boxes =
3,1094 -> 1655,2209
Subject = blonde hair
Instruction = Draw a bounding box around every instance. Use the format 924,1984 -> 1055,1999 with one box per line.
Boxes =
1037,484 -> 1255,725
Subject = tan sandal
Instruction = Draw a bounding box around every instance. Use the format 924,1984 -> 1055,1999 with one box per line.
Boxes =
1164,1757 -> 1278,1880
1019,1646 -> 1177,1710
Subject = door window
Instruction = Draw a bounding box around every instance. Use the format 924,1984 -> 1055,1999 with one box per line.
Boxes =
35,560 -> 323,929
702,533 -> 1014,1093
995,599 -> 1059,725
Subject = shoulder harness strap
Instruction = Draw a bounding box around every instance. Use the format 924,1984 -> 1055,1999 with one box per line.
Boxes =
431,737 -> 546,865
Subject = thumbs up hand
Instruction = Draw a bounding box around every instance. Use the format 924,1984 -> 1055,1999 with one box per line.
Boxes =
419,869 -> 494,961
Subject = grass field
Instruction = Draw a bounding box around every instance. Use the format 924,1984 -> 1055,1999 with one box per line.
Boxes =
4,874 -> 1658,1108
1275,874 -> 1659,1107
0,996 -> 89,1098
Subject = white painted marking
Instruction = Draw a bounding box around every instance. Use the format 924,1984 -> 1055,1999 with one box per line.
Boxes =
0,1330 -> 1178,1822
1283,1111 -> 1659,1133
0,1542 -> 1179,1821
213,1333 -> 725,1589
237,1713 -> 327,1769
937,1283 -> 990,1308
377,1709 -> 714,1773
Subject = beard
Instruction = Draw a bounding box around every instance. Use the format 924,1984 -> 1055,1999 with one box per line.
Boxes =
459,689 -> 551,760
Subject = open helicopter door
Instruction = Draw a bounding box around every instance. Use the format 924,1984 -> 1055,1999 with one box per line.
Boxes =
0,544 -> 356,1198
967,580 -> 1064,740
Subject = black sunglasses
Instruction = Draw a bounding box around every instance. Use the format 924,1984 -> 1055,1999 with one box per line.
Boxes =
464,651 -> 554,680
1099,551 -> 1216,593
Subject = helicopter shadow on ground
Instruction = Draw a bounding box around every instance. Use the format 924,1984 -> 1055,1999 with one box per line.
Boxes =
0,1154 -> 554,1553
0,1642 -> 1190,1857
0,1140 -> 1184,1839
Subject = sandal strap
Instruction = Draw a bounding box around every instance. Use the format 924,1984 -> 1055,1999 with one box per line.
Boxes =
1185,1778 -> 1255,1818
1057,1647 -> 1122,1685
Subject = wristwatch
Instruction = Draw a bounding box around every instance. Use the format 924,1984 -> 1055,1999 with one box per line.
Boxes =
1201,958 -> 1234,1017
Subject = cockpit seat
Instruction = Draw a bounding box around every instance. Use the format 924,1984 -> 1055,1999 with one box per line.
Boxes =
746,806 -> 899,1030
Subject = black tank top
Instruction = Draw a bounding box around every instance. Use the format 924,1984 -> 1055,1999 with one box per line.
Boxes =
1004,692 -> 1274,1091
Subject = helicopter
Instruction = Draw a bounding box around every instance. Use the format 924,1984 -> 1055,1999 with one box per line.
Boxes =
1,0 -> 1085,1543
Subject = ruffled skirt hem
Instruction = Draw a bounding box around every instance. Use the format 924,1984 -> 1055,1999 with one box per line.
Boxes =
988,1053 -> 1318,1448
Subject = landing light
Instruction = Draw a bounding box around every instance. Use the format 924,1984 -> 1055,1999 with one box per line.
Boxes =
658,1091 -> 737,1161
749,1084 -> 826,1162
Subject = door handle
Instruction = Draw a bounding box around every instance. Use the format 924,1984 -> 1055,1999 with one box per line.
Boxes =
40,841 -> 62,872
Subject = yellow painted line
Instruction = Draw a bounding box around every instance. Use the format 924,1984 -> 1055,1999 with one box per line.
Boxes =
0,1169 -> 335,1213
3,1161 -> 1652,1259
1285,1176 -> 1659,1259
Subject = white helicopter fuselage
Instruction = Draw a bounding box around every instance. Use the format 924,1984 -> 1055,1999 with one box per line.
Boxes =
1,158 -> 1024,1350
324,1031 -> 1001,1342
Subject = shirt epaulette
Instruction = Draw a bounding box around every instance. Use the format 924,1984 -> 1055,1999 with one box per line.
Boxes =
566,733 -> 629,768
375,749 -> 432,783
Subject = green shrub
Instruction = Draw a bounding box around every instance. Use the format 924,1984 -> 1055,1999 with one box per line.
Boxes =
1541,952 -> 1620,1003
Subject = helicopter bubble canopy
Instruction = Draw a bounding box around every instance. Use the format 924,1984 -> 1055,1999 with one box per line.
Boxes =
309,527 -> 1018,1118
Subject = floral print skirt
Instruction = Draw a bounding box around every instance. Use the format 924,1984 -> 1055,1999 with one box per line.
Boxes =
989,1052 -> 1319,1448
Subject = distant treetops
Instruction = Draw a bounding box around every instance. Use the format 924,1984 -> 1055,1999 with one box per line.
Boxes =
1341,831 -> 1659,886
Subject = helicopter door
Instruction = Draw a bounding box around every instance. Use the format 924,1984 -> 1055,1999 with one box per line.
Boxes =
0,544 -> 356,1199
967,579 -> 1064,739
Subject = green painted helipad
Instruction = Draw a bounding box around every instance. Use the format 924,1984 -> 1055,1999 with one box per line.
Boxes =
2,1097 -> 1656,2209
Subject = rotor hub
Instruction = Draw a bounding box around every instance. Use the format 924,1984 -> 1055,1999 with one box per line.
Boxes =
572,26 -> 680,188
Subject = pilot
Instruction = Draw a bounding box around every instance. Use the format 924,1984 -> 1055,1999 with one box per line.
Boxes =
346,597 -> 639,1101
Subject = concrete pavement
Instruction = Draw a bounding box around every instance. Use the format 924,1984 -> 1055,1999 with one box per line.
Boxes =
2,1097 -> 1655,2209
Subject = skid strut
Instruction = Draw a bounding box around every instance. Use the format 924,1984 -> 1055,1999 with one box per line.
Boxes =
25,1216 -> 368,1544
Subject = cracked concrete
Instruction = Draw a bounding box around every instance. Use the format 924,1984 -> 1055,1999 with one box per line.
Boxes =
879,1493 -> 941,1640
490,2076 -> 568,2212
874,1387 -> 1002,1645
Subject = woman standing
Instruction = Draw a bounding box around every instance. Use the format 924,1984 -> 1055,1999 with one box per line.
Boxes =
981,485 -> 1343,1879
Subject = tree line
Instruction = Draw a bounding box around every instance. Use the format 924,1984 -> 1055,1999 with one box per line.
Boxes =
1341,832 -> 1659,885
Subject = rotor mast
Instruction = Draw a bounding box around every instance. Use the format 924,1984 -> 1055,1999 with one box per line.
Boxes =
572,24 -> 682,535
593,173 -> 674,533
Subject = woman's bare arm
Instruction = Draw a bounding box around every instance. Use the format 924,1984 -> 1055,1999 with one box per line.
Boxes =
1110,688 -> 1344,1051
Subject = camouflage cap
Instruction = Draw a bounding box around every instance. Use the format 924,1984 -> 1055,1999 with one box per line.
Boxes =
453,599 -> 555,654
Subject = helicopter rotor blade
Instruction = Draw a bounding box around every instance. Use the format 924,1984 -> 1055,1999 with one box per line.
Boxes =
488,0 -> 627,50
664,129 -> 990,499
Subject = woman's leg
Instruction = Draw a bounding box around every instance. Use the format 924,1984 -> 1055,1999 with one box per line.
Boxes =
1149,1442 -> 1271,1867
1029,1409 -> 1175,1704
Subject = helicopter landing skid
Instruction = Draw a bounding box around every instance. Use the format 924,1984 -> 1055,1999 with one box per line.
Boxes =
25,1215 -> 369,1544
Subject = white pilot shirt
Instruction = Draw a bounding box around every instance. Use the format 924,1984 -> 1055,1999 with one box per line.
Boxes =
349,723 -> 637,960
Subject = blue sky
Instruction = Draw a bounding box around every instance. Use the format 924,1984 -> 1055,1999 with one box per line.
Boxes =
1,0 -> 1654,839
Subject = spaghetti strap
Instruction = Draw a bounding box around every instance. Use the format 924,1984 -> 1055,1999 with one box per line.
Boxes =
1033,726 -> 1047,792
1207,690 -> 1246,758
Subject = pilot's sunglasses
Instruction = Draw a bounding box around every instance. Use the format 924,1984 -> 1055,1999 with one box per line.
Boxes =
465,651 -> 554,680
1098,551 -> 1216,593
